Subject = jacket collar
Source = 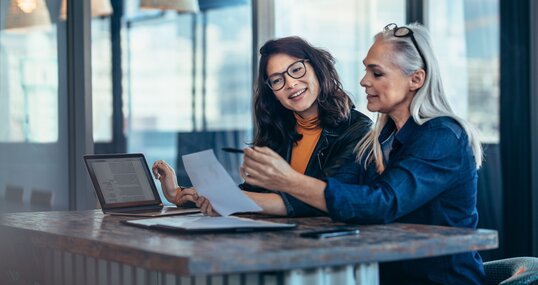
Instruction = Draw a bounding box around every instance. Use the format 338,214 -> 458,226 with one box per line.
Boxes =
285,113 -> 354,161
380,116 -> 419,146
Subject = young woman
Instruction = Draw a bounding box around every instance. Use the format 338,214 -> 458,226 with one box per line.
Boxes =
234,24 -> 485,284
153,36 -> 371,217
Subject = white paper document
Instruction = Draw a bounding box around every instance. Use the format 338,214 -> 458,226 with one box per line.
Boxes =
125,214 -> 295,231
182,149 -> 262,216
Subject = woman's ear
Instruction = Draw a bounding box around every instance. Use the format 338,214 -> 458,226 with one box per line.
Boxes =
410,69 -> 426,91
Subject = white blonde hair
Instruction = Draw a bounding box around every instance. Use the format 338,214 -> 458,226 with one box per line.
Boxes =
356,23 -> 483,173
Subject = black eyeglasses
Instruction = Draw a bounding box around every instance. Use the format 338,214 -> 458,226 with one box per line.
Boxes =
265,59 -> 309,91
384,23 -> 427,71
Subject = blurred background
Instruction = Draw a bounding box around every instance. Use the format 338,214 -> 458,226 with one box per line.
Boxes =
0,0 -> 536,261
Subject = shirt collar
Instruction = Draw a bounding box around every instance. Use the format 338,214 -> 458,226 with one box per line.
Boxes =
380,116 -> 419,145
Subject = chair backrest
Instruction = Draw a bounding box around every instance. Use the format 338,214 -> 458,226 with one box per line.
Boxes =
477,143 -> 504,261
30,189 -> 53,210
176,130 -> 249,186
484,256 -> 538,285
4,185 -> 24,204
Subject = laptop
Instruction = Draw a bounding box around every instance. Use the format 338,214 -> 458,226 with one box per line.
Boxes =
84,153 -> 200,217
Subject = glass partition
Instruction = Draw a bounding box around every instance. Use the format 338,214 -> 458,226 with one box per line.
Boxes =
274,0 -> 406,118
118,1 -> 253,199
0,0 -> 69,212
428,0 -> 499,143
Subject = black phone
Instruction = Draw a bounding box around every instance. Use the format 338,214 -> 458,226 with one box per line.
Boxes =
300,227 -> 360,239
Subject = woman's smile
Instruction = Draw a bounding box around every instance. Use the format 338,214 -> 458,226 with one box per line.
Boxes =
288,88 -> 307,100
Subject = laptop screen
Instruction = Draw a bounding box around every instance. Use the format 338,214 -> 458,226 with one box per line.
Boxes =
84,154 -> 161,209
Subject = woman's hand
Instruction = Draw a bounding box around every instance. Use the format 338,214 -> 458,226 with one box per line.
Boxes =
241,146 -> 301,192
151,160 -> 178,203
176,187 -> 220,216
196,196 -> 220,217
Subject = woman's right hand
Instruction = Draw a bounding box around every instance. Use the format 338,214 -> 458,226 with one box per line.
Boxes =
176,187 -> 220,217
151,160 -> 178,203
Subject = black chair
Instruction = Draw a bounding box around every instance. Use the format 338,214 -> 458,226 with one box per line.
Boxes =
30,189 -> 53,211
484,257 -> 538,284
477,143 -> 504,261
4,185 -> 24,204
176,130 -> 249,186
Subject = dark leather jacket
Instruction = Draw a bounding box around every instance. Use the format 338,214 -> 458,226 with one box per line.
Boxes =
240,109 -> 372,217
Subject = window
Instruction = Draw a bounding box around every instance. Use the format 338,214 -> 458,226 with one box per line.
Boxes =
114,1 -> 253,195
427,0 -> 499,142
0,0 -> 70,212
92,17 -> 113,142
0,23 -> 58,142
205,5 -> 252,131
274,0 -> 406,118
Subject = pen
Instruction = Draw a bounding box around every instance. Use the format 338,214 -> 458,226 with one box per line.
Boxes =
221,147 -> 244,154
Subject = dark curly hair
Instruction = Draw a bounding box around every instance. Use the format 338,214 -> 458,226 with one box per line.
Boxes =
253,36 -> 353,154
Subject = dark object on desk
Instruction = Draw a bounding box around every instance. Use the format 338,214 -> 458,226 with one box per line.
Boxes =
300,227 -> 360,239
484,257 -> 538,285
222,147 -> 244,154
84,153 -> 200,217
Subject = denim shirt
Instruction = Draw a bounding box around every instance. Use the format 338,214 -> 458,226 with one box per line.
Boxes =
324,116 -> 485,285
240,109 -> 371,217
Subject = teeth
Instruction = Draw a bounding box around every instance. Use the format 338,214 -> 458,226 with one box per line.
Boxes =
290,89 -> 305,99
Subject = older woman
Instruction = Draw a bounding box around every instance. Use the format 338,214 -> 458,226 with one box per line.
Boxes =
237,24 -> 485,284
153,36 -> 371,217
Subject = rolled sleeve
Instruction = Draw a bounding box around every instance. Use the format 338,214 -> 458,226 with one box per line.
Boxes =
324,177 -> 397,224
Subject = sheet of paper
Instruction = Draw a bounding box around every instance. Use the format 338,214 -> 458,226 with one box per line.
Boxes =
128,215 -> 294,230
182,149 -> 262,216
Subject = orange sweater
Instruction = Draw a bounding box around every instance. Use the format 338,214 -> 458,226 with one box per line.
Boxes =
291,113 -> 322,174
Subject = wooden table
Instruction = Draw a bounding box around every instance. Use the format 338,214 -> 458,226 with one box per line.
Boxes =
0,210 -> 498,285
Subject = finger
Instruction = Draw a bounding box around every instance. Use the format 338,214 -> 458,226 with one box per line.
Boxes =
176,188 -> 197,199
200,199 -> 210,214
203,200 -> 217,216
181,187 -> 199,200
242,173 -> 259,187
195,196 -> 204,208
240,166 -> 248,180
244,148 -> 275,168
241,165 -> 262,181
206,203 -> 217,216
242,157 -> 268,178
151,163 -> 160,179
243,152 -> 262,167
176,193 -> 197,205
243,147 -> 261,160
243,147 -> 264,163
152,168 -> 160,179
175,188 -> 198,204
252,146 -> 274,154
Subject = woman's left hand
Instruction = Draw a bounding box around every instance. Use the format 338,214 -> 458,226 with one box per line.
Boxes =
176,188 -> 220,216
241,146 -> 300,192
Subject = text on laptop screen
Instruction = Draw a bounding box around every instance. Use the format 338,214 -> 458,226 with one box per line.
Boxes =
90,157 -> 156,204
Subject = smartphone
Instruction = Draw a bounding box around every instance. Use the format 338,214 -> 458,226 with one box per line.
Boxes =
300,228 -> 360,239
